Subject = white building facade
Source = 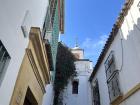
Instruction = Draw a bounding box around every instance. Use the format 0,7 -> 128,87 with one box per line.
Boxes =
89,0 -> 140,105
62,46 -> 93,105
0,0 -> 64,104
0,0 -> 49,105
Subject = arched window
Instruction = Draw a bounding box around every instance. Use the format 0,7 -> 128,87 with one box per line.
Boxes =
72,81 -> 79,94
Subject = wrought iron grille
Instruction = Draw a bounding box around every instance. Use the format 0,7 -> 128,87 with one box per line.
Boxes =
0,40 -> 10,84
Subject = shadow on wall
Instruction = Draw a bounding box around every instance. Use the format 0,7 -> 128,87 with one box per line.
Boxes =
121,15 -> 140,42
121,16 -> 140,73
125,17 -> 140,40
131,16 -> 140,34
127,16 -> 140,43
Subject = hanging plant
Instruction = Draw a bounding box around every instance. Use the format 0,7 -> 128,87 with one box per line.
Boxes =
53,42 -> 77,105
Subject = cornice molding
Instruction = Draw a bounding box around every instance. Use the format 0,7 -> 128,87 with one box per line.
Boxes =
29,27 -> 50,84
26,48 -> 46,94
111,83 -> 140,105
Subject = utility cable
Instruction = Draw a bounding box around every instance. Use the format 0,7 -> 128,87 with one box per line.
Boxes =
119,29 -> 124,72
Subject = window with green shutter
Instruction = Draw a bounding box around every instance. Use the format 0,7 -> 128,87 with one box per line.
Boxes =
43,0 -> 60,81
104,51 -> 121,102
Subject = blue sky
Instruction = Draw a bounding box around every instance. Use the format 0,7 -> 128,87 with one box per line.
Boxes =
60,0 -> 125,65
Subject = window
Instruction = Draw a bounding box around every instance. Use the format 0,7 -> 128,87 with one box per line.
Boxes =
42,5 -> 52,39
0,40 -> 10,85
72,81 -> 79,94
92,80 -> 100,105
104,51 -> 121,102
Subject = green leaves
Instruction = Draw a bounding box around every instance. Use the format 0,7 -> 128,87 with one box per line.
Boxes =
53,42 -> 77,105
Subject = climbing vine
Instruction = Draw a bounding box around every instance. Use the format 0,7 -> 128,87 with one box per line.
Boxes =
53,42 -> 77,105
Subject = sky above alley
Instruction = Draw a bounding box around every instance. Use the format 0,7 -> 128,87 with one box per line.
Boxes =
60,0 -> 125,65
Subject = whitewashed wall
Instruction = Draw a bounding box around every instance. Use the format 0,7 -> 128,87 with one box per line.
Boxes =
91,64 -> 110,105
75,61 -> 93,72
91,0 -> 140,105
63,60 -> 93,105
0,0 -> 49,104
42,84 -> 54,105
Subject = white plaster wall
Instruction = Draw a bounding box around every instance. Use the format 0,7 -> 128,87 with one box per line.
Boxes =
123,90 -> 140,105
63,75 -> 92,105
91,64 -> 110,105
75,61 -> 93,73
0,0 -> 49,104
63,60 -> 93,105
91,0 -> 140,105
42,84 -> 54,105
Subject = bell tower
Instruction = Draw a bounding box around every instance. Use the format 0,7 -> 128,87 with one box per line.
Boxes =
71,37 -> 84,59
63,37 -> 93,105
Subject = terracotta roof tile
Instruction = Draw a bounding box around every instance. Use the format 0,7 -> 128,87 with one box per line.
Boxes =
89,0 -> 134,81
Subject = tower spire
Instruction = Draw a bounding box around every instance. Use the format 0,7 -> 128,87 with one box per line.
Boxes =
75,36 -> 78,47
